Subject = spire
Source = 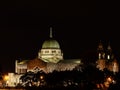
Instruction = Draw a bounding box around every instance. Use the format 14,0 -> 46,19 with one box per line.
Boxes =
99,40 -> 102,45
107,41 -> 112,51
50,27 -> 53,38
97,40 -> 104,51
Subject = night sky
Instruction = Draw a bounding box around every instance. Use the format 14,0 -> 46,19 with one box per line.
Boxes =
0,0 -> 119,73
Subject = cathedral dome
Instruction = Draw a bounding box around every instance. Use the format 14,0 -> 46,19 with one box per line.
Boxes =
42,39 -> 60,49
38,27 -> 63,63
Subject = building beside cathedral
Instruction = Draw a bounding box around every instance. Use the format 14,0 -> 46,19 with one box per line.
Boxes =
96,41 -> 119,73
6,27 -> 82,87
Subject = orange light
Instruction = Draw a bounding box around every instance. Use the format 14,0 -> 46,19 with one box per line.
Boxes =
40,76 -> 43,79
4,75 -> 9,81
107,77 -> 112,83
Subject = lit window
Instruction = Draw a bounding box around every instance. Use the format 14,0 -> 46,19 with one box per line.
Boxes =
52,50 -> 56,53
107,55 -> 110,59
58,51 -> 61,53
45,51 -> 49,53
98,53 -> 101,59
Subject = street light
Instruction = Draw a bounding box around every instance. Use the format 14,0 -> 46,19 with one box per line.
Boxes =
3,75 -> 9,87
4,75 -> 9,81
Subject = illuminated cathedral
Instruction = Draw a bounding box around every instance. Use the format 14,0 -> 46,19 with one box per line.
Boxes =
96,41 -> 119,73
6,27 -> 82,87
15,27 -> 81,74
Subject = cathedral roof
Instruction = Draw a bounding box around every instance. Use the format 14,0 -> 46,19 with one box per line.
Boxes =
27,58 -> 47,69
18,60 -> 29,64
59,59 -> 81,64
42,39 -> 60,49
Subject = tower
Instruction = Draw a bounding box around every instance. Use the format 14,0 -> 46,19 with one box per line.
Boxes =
97,40 -> 105,59
106,42 -> 114,61
105,42 -> 119,73
96,40 -> 106,71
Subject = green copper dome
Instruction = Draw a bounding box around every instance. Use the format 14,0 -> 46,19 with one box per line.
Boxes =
42,39 -> 60,49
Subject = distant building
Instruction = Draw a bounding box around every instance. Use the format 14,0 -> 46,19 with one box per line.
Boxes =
6,27 -> 82,87
96,41 -> 119,73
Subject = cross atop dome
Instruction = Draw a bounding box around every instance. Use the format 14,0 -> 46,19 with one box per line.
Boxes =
50,27 -> 53,38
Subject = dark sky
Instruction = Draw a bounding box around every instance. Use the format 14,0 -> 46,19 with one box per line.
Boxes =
0,0 -> 119,73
